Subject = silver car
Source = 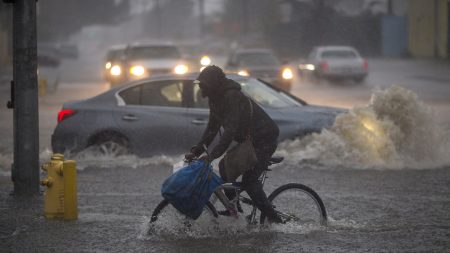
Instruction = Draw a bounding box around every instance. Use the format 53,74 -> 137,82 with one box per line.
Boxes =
51,74 -> 345,157
225,48 -> 294,92
305,46 -> 368,83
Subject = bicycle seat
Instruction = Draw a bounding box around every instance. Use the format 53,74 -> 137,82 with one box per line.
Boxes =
268,156 -> 284,165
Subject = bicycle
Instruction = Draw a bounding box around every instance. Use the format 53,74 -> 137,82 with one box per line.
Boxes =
150,156 -> 327,226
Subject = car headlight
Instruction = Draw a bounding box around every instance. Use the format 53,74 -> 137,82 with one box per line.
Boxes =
282,67 -> 293,80
298,64 -> 315,71
105,62 -> 112,69
174,64 -> 189,75
130,65 -> 145,76
237,70 -> 249,76
110,65 -> 122,76
200,55 -> 211,66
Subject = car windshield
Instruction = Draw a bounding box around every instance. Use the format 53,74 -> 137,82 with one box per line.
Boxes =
106,49 -> 124,60
127,46 -> 181,59
236,52 -> 280,67
321,50 -> 357,59
178,45 -> 201,57
235,78 -> 301,108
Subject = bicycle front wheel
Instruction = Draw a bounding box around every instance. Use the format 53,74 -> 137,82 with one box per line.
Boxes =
150,199 -> 218,223
260,183 -> 327,225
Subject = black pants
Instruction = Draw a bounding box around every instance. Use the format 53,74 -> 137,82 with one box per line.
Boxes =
219,135 -> 279,219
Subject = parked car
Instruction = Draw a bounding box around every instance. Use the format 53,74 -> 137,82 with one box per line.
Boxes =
225,48 -> 294,92
103,45 -> 127,83
105,42 -> 191,87
303,46 -> 368,83
52,74 -> 345,157
177,42 -> 211,72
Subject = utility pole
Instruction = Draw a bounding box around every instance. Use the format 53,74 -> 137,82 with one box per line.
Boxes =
198,0 -> 204,39
155,0 -> 162,39
242,0 -> 249,35
387,0 -> 393,15
4,0 -> 40,196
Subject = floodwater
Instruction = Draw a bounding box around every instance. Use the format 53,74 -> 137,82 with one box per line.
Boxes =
1,81 -> 450,252
2,158 -> 450,252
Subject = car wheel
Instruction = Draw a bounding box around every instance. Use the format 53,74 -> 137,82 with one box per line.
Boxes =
88,133 -> 130,157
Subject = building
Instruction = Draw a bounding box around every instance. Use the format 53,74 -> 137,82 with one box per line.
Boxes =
0,3 -> 13,78
408,0 -> 450,58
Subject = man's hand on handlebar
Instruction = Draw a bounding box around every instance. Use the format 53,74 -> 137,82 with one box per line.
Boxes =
184,153 -> 211,163
185,144 -> 211,163
184,152 -> 197,162
198,154 -> 211,163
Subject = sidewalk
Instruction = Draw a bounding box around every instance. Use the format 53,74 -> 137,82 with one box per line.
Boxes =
0,65 -> 12,88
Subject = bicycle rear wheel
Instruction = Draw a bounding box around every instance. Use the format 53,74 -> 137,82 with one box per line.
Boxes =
150,199 -> 218,223
260,183 -> 327,225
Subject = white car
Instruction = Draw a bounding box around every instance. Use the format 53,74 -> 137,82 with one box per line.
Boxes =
107,42 -> 190,87
304,46 -> 368,83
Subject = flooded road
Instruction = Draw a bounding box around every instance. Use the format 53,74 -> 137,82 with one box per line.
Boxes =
1,57 -> 450,252
1,160 -> 450,252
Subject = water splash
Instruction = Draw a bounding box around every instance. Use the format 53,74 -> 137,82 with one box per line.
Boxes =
139,212 -> 328,240
279,86 -> 450,169
72,152 -> 180,171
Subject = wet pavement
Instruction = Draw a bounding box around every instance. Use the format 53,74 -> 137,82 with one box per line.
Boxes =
1,57 -> 450,252
1,161 -> 450,252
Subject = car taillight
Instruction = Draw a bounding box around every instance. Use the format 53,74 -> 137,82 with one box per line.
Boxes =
58,109 -> 76,123
363,59 -> 368,70
320,61 -> 328,72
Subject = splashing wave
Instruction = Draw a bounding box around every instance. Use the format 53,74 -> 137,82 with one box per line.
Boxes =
278,86 -> 450,169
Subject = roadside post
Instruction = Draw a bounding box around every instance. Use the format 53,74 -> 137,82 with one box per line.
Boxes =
3,0 -> 40,195
38,79 -> 47,97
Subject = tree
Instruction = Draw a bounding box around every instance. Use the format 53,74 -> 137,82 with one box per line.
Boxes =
37,0 -> 130,41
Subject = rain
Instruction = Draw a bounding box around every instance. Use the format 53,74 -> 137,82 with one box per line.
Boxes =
1,0 -> 450,252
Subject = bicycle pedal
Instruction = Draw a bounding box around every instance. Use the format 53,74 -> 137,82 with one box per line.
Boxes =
229,209 -> 238,219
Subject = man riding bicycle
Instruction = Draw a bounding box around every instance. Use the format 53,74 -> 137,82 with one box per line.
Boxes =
185,65 -> 283,223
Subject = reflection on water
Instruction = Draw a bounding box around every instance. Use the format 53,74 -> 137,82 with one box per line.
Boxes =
278,86 -> 450,169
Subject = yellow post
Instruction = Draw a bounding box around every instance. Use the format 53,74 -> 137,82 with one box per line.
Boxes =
41,154 -> 65,218
63,160 -> 78,220
38,79 -> 47,97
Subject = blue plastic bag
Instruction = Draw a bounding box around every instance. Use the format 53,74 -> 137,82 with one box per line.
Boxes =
161,160 -> 224,220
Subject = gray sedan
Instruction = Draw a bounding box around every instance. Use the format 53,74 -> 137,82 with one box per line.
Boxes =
51,74 -> 345,157
304,46 -> 368,83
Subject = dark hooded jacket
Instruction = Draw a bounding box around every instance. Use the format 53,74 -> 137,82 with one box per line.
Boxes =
194,66 -> 279,160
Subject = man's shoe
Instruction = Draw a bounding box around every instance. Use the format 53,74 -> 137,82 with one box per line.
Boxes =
218,208 -> 242,217
218,203 -> 243,216
218,208 -> 238,218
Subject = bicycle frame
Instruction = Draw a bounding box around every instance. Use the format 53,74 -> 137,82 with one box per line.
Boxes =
213,169 -> 269,224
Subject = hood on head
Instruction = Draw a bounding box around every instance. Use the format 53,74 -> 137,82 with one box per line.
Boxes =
197,65 -> 241,99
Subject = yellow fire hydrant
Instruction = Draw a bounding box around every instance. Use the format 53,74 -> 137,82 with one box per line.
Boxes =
40,154 -> 78,220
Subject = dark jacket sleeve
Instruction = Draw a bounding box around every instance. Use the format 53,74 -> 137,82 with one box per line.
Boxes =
194,108 -> 220,155
209,94 -> 241,160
